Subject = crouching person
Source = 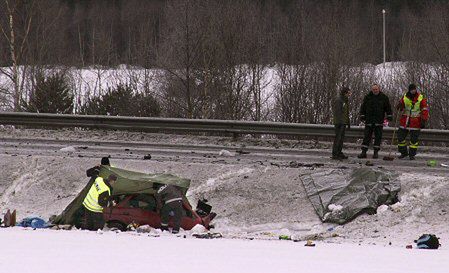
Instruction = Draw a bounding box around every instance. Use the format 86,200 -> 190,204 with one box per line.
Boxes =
154,183 -> 199,234
81,174 -> 117,231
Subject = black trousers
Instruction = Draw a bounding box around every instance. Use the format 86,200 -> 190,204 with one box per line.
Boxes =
397,128 -> 420,156
160,200 -> 183,232
80,207 -> 105,231
361,125 -> 383,151
332,124 -> 346,157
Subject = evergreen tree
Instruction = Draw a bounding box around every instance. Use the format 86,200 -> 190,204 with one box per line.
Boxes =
24,73 -> 74,114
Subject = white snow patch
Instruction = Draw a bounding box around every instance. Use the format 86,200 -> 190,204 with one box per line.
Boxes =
328,204 -> 343,212
190,167 -> 254,195
59,146 -> 76,152
377,205 -> 390,214
189,224 -> 208,234
218,149 -> 234,157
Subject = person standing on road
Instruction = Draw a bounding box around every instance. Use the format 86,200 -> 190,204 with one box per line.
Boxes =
357,84 -> 393,159
81,174 -> 117,231
396,84 -> 429,160
332,86 -> 351,160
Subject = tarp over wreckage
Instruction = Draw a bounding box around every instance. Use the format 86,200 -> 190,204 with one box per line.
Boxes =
300,167 -> 400,224
52,165 -> 191,225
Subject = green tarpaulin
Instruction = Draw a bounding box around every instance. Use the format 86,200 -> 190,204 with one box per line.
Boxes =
52,165 -> 190,225
300,167 -> 400,224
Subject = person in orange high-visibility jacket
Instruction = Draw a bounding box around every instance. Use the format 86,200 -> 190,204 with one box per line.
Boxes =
396,84 -> 429,160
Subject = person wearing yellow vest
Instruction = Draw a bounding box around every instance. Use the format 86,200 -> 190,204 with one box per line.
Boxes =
396,84 -> 429,160
81,174 -> 117,231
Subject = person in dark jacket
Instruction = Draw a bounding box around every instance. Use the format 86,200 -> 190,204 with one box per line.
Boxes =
153,183 -> 199,234
358,84 -> 393,159
332,86 -> 351,160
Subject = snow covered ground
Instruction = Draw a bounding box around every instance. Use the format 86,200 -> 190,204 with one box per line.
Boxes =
0,227 -> 448,273
0,127 -> 448,272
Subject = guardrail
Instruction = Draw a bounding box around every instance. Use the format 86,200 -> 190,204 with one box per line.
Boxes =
0,112 -> 448,142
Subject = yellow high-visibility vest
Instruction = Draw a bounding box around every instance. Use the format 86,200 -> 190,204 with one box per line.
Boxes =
403,94 -> 423,118
82,177 -> 111,213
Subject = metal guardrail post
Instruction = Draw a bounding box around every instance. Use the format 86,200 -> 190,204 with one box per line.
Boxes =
0,112 -> 448,143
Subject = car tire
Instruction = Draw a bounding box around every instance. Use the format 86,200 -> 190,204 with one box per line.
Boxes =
107,221 -> 127,231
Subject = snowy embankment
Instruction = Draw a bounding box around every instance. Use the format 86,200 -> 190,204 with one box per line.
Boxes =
0,127 -> 448,272
0,228 -> 447,273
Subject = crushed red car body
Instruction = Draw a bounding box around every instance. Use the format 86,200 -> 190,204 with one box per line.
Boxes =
103,194 -> 216,231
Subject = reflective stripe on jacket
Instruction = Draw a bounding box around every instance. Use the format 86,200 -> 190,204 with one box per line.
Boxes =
399,92 -> 429,129
83,177 -> 111,213
155,184 -> 184,205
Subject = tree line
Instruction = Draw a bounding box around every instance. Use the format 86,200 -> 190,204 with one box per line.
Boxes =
1,0 -> 448,129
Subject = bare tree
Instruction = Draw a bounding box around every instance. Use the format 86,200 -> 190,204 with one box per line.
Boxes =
0,0 -> 34,111
157,0 -> 208,118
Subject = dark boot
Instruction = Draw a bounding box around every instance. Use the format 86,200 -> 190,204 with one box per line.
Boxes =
398,144 -> 408,158
357,150 -> 367,159
373,150 -> 379,159
409,155 -> 416,160
398,153 -> 408,159
160,225 -> 169,232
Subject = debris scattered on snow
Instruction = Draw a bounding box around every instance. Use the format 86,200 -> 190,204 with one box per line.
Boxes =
143,154 -> 152,160
304,240 -> 316,247
427,160 -> 437,167
59,146 -> 76,152
192,232 -> 223,239
136,225 -> 152,233
50,224 -> 72,230
289,161 -> 324,168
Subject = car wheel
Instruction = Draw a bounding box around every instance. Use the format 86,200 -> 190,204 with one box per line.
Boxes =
107,221 -> 127,231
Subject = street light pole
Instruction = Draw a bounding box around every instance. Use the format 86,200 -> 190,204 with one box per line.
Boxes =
382,9 -> 386,68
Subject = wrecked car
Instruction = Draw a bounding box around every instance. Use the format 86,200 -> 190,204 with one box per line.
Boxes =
52,165 -> 216,231
104,194 -> 216,231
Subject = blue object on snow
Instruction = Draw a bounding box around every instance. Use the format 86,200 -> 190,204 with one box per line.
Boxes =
17,217 -> 49,229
